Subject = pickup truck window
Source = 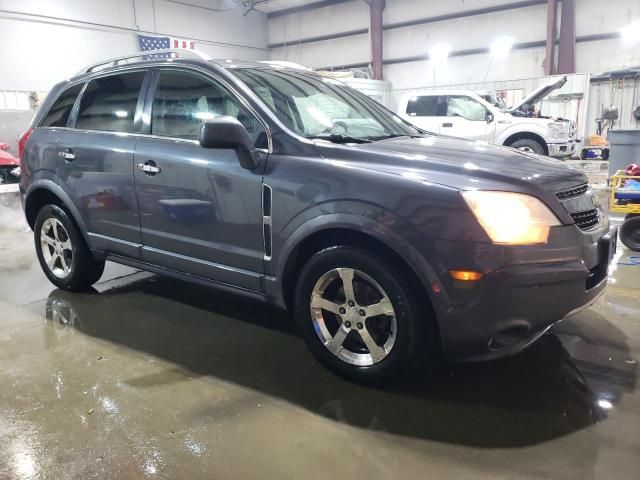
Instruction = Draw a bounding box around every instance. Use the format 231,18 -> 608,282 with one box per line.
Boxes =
446,96 -> 487,121
406,95 -> 441,117
233,68 -> 419,141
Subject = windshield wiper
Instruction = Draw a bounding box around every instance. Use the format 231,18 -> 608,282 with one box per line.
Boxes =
368,133 -> 423,141
308,134 -> 372,144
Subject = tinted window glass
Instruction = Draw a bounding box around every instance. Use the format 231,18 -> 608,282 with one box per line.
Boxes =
406,95 -> 440,117
446,96 -> 487,121
76,71 -> 146,132
152,71 -> 266,147
41,83 -> 84,127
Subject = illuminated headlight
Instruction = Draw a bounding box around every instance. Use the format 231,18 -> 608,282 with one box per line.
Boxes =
462,191 -> 560,244
10,166 -> 20,177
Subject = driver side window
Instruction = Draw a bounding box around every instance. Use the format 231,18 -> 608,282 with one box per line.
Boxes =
151,70 -> 267,148
446,96 -> 487,122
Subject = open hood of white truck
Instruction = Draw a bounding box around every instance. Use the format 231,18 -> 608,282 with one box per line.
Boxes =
507,76 -> 567,114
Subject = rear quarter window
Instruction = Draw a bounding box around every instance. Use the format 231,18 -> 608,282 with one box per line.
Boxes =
75,71 -> 146,133
40,83 -> 84,127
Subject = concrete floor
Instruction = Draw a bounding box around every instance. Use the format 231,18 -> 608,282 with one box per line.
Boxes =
0,194 -> 638,480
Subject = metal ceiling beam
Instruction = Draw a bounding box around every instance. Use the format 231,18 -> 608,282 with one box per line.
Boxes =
268,0 -> 547,49
319,31 -> 620,71
557,0 -> 575,74
544,0 -> 558,75
369,0 -> 384,80
267,0 -> 353,18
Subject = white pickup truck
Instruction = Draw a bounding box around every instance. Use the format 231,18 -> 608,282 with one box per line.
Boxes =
398,77 -> 577,158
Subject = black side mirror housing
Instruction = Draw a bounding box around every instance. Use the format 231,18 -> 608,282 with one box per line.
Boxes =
199,116 -> 259,170
486,111 -> 495,124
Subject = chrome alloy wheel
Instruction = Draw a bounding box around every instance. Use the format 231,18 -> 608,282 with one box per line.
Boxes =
310,268 -> 397,366
40,218 -> 73,279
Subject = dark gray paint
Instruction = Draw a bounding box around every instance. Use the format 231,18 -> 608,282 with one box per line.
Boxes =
21,58 -> 615,361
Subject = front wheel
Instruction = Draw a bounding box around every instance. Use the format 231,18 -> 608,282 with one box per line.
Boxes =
34,204 -> 105,291
510,138 -> 545,155
293,246 -> 430,384
620,216 -> 640,251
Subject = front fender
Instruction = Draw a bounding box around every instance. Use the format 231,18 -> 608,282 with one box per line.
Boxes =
495,122 -> 552,146
268,208 -> 450,315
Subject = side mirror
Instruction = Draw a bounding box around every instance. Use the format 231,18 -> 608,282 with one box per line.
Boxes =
486,111 -> 495,124
199,116 -> 259,170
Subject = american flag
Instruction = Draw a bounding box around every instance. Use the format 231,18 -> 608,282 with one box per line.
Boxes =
138,34 -> 196,59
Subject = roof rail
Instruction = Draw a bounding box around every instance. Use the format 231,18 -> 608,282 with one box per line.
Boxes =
76,49 -> 212,75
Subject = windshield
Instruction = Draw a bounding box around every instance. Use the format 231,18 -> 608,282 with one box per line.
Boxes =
480,93 -> 509,111
232,68 -> 421,141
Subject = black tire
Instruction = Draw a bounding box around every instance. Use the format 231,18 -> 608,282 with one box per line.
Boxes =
602,148 -> 610,161
293,246 -> 430,384
620,216 -> 640,251
510,138 -> 545,155
34,204 -> 105,291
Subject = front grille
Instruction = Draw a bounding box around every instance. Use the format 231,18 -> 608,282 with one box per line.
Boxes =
556,184 -> 589,200
570,209 -> 599,230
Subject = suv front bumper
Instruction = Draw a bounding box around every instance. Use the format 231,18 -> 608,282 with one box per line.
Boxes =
548,140 -> 577,158
429,223 -> 617,362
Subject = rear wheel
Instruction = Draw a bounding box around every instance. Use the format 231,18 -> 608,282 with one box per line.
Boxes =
620,216 -> 640,251
294,246 -> 429,384
34,204 -> 105,291
510,138 -> 545,155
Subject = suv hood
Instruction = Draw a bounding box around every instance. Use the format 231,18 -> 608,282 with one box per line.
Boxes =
507,76 -> 567,114
315,135 -> 586,194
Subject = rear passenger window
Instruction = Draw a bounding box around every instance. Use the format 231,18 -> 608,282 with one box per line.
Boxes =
41,83 -> 83,127
76,71 -> 146,133
406,96 -> 441,117
151,70 -> 266,147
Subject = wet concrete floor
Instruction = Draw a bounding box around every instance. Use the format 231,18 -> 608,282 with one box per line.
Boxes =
0,195 -> 638,479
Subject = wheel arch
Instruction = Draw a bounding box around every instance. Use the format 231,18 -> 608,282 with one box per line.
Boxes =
24,180 -> 87,234
276,219 -> 443,351
502,131 -> 549,155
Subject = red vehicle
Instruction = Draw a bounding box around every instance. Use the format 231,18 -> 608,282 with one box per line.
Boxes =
0,143 -> 20,184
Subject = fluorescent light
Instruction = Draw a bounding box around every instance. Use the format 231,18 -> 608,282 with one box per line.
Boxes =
621,21 -> 640,46
490,36 -> 515,60
429,43 -> 451,64
114,110 -> 128,118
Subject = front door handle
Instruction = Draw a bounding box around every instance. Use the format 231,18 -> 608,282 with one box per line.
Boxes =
442,123 -> 453,128
58,148 -> 76,161
137,160 -> 161,175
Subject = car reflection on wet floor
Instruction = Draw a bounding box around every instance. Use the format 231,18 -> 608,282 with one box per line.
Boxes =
42,273 -> 636,449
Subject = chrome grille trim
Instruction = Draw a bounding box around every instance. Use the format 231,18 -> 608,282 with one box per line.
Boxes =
570,209 -> 599,230
556,184 -> 589,200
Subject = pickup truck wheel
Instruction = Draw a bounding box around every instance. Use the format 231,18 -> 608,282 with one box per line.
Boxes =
34,204 -> 105,291
294,246 -> 427,384
510,138 -> 545,155
620,216 -> 640,251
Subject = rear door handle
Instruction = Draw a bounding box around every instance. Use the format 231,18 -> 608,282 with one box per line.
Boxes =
58,148 -> 76,161
442,123 -> 453,128
137,161 -> 161,175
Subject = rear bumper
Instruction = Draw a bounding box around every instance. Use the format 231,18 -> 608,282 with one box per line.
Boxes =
430,223 -> 617,362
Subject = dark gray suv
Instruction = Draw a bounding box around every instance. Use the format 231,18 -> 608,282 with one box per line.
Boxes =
19,50 -> 617,383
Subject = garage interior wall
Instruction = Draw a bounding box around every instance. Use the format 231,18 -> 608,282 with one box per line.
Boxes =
0,0 -> 269,92
0,0 -> 269,147
269,0 -> 640,107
